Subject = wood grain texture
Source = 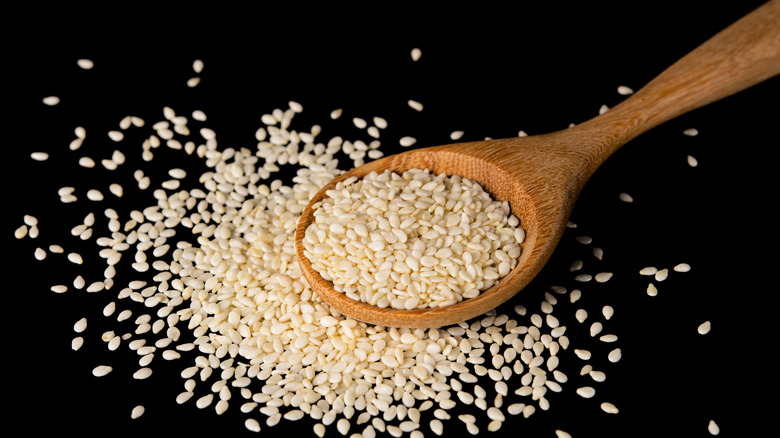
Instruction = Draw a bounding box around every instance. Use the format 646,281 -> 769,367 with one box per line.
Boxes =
295,0 -> 780,328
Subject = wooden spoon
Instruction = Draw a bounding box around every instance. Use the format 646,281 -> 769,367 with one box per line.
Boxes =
295,0 -> 780,328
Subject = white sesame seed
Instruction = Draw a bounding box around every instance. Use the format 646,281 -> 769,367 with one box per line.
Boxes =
77,59 -> 94,70
73,318 -> 87,333
687,155 -> 698,167
192,110 -> 207,121
608,348 -> 622,363
617,85 -> 634,95
599,334 -> 618,343
411,48 -> 422,61
109,183 -> 124,197
14,225 -> 28,239
108,130 -> 124,142
618,192 -> 633,203
697,321 -> 711,335
407,100 -> 423,112
31,152 -> 49,161
43,96 -> 60,106
574,349 -> 591,360
707,420 -> 720,435
92,365 -> 113,377
639,266 -> 658,276
600,402 -> 619,414
352,117 -> 368,129
131,405 -> 145,419
193,59 -> 204,73
683,128 -> 699,136
646,283 -> 658,296
87,189 -> 104,201
399,136 -> 417,147
34,247 -> 47,260
79,157 -> 96,168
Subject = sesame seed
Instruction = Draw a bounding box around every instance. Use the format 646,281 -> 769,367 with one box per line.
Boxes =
131,405 -> 145,419
399,136 -> 417,147
646,283 -> 658,296
245,418 -> 261,433
92,365 -> 113,377
411,48 -> 422,61
600,402 -> 619,414
77,59 -> 94,70
108,130 -> 124,142
43,96 -> 60,106
707,420 -> 720,435
407,100 -> 424,112
576,387 -> 595,398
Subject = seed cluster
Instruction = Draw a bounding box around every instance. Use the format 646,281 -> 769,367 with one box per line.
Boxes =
304,169 -> 525,309
13,45 -> 716,437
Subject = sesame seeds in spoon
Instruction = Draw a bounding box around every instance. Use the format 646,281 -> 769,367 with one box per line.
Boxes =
295,0 -> 780,328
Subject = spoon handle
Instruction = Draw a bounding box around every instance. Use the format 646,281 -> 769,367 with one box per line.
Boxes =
574,0 -> 780,168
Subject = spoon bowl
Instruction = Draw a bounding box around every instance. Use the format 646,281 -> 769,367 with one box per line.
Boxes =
296,0 -> 780,328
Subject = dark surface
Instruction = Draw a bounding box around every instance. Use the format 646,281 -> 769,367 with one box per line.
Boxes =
5,3 -> 777,437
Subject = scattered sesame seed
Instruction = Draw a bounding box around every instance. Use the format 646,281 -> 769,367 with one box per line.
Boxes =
399,136 -> 417,147
92,365 -> 113,377
77,59 -> 94,70
131,405 -> 145,419
108,130 -> 124,142
673,263 -> 691,272
707,419 -> 720,435
43,96 -> 60,106
646,283 -> 658,296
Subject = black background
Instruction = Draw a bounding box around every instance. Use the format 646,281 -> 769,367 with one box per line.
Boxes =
5,2 -> 778,437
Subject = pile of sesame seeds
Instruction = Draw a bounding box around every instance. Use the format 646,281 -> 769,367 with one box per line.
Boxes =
303,168 -> 525,309
10,45 -> 731,438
